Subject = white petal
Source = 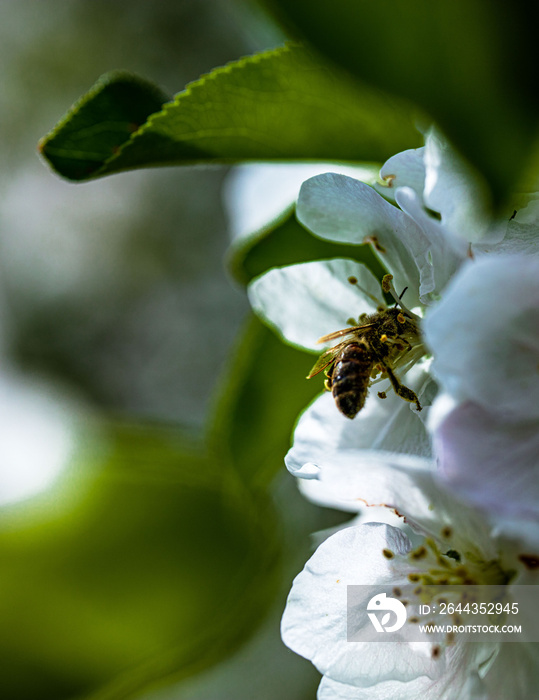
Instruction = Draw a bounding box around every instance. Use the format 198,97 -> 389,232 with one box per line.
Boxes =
282,523 -> 493,690
424,255 -> 539,419
493,519 -> 539,570
318,665 -> 492,700
248,259 -> 382,351
282,523 -> 437,687
423,129 -> 503,244
224,163 -> 379,242
434,400 -> 539,520
474,218 -> 539,258
513,194 -> 539,225
289,363 -> 438,516
289,435 -> 495,558
395,187 -> 467,302
373,147 -> 426,204
286,362 -> 435,482
482,644 -> 539,700
296,173 -> 425,308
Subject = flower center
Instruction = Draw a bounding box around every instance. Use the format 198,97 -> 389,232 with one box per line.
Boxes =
404,536 -> 513,586
383,529 -> 516,655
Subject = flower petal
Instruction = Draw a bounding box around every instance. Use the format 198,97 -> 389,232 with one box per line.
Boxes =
282,523 -> 493,690
224,163 -> 378,241
287,419 -> 495,557
318,666 -> 492,700
434,400 -> 539,520
395,187 -> 467,301
248,259 -> 383,350
474,218 -> 539,258
284,363 -> 495,553
423,129 -> 504,244
482,644 -> 539,700
424,255 -> 539,420
281,523 -> 438,687
373,147 -> 426,204
286,362 -> 435,480
296,173 -> 425,308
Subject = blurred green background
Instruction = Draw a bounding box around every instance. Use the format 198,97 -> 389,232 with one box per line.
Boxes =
0,3 -> 348,699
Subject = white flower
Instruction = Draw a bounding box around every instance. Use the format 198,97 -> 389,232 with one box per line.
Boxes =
248,134 -> 539,516
281,454 -> 539,699
423,253 -> 539,519
282,253 -> 539,521
247,134 -> 482,459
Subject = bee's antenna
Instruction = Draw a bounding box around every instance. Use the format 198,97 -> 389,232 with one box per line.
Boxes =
382,275 -> 420,320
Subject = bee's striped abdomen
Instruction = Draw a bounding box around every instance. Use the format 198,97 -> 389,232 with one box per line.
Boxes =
331,341 -> 374,419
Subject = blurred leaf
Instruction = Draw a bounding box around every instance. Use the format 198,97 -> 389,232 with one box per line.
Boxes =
263,0 -> 539,203
227,205 -> 387,286
38,73 -> 171,181
39,45 -> 423,181
209,314 -> 323,490
0,422 -> 280,700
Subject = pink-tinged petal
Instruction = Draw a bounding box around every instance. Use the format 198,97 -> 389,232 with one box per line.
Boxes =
434,400 -> 539,520
424,255 -> 539,420
296,173 -> 426,308
248,259 -> 382,351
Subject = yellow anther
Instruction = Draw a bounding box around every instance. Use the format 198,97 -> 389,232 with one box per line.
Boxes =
381,274 -> 394,293
410,546 -> 427,560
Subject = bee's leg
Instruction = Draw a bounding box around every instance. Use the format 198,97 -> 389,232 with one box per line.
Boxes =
384,365 -> 422,411
324,366 -> 334,392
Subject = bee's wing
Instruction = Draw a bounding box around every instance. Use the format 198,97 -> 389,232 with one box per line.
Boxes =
317,323 -> 375,344
307,343 -> 347,378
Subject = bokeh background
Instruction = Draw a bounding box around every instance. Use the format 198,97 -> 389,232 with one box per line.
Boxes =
0,3 -> 347,699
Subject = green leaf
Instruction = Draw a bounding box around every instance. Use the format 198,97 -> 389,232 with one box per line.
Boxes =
209,314 -> 325,490
39,45 -> 423,181
38,72 -> 171,181
262,1 -> 539,203
227,205 -> 387,286
0,422 -> 280,700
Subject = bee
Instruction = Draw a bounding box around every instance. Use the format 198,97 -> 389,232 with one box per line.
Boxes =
307,277 -> 425,419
